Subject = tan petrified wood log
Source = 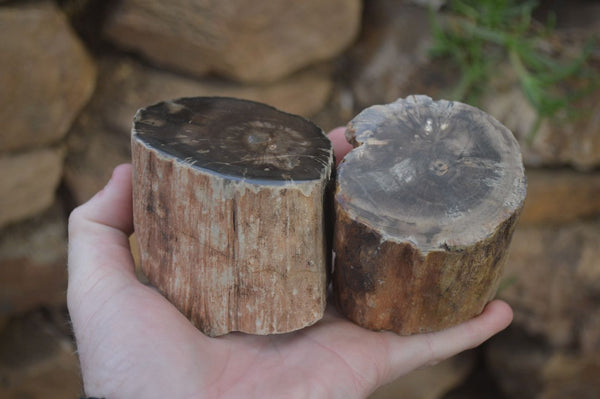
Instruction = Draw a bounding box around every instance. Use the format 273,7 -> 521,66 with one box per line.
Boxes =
132,97 -> 334,336
333,95 -> 526,335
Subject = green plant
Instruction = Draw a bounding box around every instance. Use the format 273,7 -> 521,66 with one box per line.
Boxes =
429,0 -> 597,142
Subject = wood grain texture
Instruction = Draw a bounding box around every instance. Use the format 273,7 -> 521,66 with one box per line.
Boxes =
132,97 -> 334,336
333,95 -> 526,335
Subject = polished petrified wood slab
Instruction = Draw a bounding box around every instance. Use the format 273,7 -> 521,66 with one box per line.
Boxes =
333,95 -> 526,335
131,97 -> 334,336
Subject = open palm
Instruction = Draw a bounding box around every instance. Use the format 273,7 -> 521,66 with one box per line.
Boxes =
68,129 -> 512,399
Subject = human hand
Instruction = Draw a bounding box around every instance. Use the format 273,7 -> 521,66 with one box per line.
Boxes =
68,127 -> 512,399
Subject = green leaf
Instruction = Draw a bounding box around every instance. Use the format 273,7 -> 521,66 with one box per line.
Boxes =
429,0 -> 598,142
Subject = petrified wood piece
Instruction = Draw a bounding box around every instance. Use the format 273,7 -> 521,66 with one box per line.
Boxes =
132,97 -> 334,336
333,95 -> 526,335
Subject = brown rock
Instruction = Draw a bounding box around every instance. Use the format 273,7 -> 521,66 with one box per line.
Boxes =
580,310 -> 600,353
0,312 -> 82,399
91,56 -> 333,135
132,97 -> 334,336
520,168 -> 600,225
481,61 -> 600,171
347,1 -> 475,112
347,2 -> 600,170
0,203 -> 67,317
0,0 -> 96,152
486,327 -> 554,399
369,351 -> 474,399
501,220 -> 600,349
544,1 -> 600,47
64,56 -> 333,204
310,79 -> 358,134
103,0 -> 361,83
487,327 -> 600,399
351,2 -> 600,170
350,1 -> 433,109
407,0 -> 446,9
64,119 -> 131,205
0,147 -> 65,228
539,351 -> 600,399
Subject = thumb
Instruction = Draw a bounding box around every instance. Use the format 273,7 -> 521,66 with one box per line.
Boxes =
67,164 -> 138,327
328,127 -> 354,166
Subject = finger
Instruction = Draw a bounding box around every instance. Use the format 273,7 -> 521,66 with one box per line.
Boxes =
385,300 -> 513,380
328,127 -> 354,166
68,163 -> 137,299
71,163 -> 134,235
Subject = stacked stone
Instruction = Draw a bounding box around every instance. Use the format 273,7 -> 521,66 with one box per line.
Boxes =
346,1 -> 600,398
0,0 -> 361,396
0,0 -> 95,328
0,2 -> 95,396
65,0 -> 361,203
478,6 -> 600,398
2,0 -> 600,397
486,168 -> 600,399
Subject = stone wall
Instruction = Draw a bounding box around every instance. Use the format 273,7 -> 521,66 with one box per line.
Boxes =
1,0 -> 599,397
